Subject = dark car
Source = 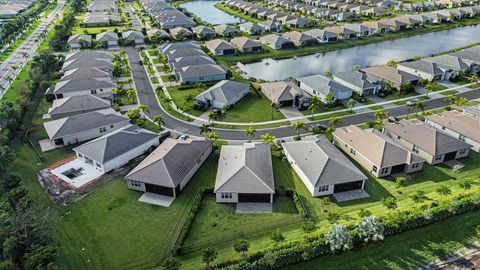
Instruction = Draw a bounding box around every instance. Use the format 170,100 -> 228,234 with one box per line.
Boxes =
309,124 -> 327,132
388,116 -> 400,123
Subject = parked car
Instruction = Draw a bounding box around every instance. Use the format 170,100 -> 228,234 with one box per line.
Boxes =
159,130 -> 171,142
309,124 -> 327,132
178,134 -> 189,140
406,99 -> 419,106
388,116 -> 400,123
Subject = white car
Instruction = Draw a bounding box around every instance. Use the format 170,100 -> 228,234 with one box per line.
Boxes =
178,134 -> 189,140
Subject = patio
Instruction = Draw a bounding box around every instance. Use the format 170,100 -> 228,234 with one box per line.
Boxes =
333,189 -> 370,202
138,192 -> 175,207
236,203 -> 273,213
49,158 -> 104,189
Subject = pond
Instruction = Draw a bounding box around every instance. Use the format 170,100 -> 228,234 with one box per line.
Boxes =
238,24 -> 480,81
180,0 -> 244,25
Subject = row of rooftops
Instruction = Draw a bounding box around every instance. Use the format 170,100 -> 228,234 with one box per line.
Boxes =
0,0 -> 35,17
140,0 -> 196,30
160,42 -> 226,83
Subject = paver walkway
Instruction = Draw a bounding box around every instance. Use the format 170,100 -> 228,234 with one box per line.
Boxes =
138,192 -> 175,207
333,190 -> 370,202
236,203 -> 273,213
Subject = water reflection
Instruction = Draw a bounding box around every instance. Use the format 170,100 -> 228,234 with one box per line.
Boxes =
180,0 -> 244,25
238,24 -> 480,81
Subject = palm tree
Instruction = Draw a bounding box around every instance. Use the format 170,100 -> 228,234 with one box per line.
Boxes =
208,111 -> 217,124
153,114 -> 165,128
347,98 -> 355,112
270,102 -> 277,119
324,92 -> 335,108
424,82 -> 434,97
125,77 -> 134,88
199,124 -> 212,136
245,127 -> 257,141
308,96 -> 320,119
445,95 -> 458,107
127,89 -> 136,102
138,104 -> 149,117
292,121 -> 306,139
324,70 -> 332,78
468,74 -> 478,84
455,97 -> 469,107
373,110 -> 387,121
329,116 -> 342,129
206,131 -> 220,143
261,133 -> 276,144
352,65 -> 360,70
414,100 -> 424,116
386,59 -> 397,67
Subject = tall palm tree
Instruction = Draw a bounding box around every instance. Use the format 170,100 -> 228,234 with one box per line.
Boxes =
468,74 -> 478,84
347,98 -> 355,112
292,121 -> 306,139
153,114 -> 165,128
270,102 -> 277,119
329,116 -> 342,129
199,124 -> 212,136
424,82 -> 434,97
208,111 -> 217,124
245,127 -> 257,141
138,104 -> 149,116
308,96 -> 320,119
127,89 -> 136,102
373,110 -> 387,121
445,95 -> 457,106
414,100 -> 424,116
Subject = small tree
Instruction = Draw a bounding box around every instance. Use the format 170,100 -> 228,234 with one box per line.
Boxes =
308,96 -> 321,119
395,177 -> 406,188
245,127 -> 257,141
424,82 -> 434,97
455,97 -> 469,107
201,247 -> 217,268
153,114 -> 165,129
207,111 -> 217,124
358,208 -> 372,218
292,121 -> 306,139
325,223 -> 353,251
381,197 -> 397,211
261,133 -> 276,144
324,69 -> 333,78
206,131 -> 221,144
445,95 -> 458,107
451,164 -> 464,179
356,216 -> 384,243
468,74 -> 478,84
329,116 -> 342,129
271,229 -> 285,244
458,180 -> 472,195
163,257 -> 181,270
324,92 -> 335,106
233,239 -> 249,258
436,185 -> 451,196
410,190 -> 427,207
347,98 -> 355,113
270,102 -> 277,119
327,212 -> 341,224
386,59 -> 397,68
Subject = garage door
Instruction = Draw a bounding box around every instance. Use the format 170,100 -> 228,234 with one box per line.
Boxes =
280,100 -> 293,107
145,184 -> 174,197
443,151 -> 457,161
238,193 -> 271,203
391,164 -> 406,174
333,181 -> 363,193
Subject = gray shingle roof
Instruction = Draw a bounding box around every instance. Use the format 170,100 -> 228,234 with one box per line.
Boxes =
298,75 -> 352,96
398,60 -> 444,76
334,71 -> 377,89
73,125 -> 159,164
195,80 -> 249,105
125,139 -> 213,188
48,95 -> 111,117
44,109 -> 130,140
60,67 -> 110,81
283,135 -> 367,186
177,64 -> 226,78
171,55 -> 215,69
214,142 -> 275,194
53,77 -> 115,94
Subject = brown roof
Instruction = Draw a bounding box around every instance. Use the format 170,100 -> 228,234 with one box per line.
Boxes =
333,125 -> 424,168
230,37 -> 261,49
426,111 -> 480,143
361,65 -> 420,86
125,138 -> 212,188
205,39 -> 234,50
260,81 -> 302,103
383,119 -> 472,156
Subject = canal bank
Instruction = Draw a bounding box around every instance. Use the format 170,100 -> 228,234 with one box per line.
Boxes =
236,23 -> 480,81
179,0 -> 244,25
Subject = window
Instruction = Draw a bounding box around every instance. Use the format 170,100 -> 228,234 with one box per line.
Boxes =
350,148 -> 356,155
412,145 -> 419,153
459,134 -> 466,141
91,89 -> 97,94
372,165 -> 378,173
318,185 -> 329,192
412,163 -> 419,169
221,193 -> 233,199
131,181 -> 142,187
459,149 -> 466,155
100,88 -> 103,92
380,167 -> 389,174
110,125 -> 114,128
99,127 -> 107,133
435,155 -> 443,161
397,135 -> 401,140
441,126 -> 446,130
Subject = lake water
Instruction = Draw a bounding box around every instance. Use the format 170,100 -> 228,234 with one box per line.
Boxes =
180,0 -> 243,25
238,24 -> 480,81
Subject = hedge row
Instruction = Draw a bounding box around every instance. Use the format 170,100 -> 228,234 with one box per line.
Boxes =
172,188 -> 211,255
286,189 -> 309,219
213,193 -> 480,269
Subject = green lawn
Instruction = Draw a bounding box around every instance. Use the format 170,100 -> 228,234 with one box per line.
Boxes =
440,90 -> 459,96
167,85 -> 207,117
215,3 -> 262,23
217,91 -> 285,123
2,62 -> 32,102
182,194 -> 299,252
430,83 -> 448,91
289,210 -> 480,270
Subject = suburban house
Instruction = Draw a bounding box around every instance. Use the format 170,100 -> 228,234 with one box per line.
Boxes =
450,49 -> 480,74
96,31 -> 119,47
397,60 -> 446,81
333,125 -> 425,177
213,24 -> 238,36
361,65 -> 421,89
230,37 -> 262,53
48,95 -> 111,120
362,21 -> 389,33
195,80 -> 250,109
425,110 -> 480,152
283,135 -> 368,197
463,104 -> 480,118
176,64 -> 227,84
125,139 -> 213,198
122,30 -> 145,46
60,67 -> 111,82
170,56 -> 216,70
383,119 -> 472,164
259,34 -> 294,50
297,75 -> 353,103
260,81 -> 311,109
205,39 -> 235,55
258,20 -> 282,32
67,34 -> 92,49
282,31 -> 317,47
61,51 -> 113,73
191,25 -> 216,39
73,125 -> 160,173
304,29 -> 338,43
43,109 -> 130,146
343,23 -> 375,36
214,142 -> 275,203
423,54 -> 471,76
239,22 -> 264,34
169,27 -> 193,40
333,70 -> 380,96
324,26 -> 356,39
146,28 -> 171,42
46,77 -> 115,100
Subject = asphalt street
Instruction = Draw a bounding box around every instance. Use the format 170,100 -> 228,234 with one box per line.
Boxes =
127,47 -> 480,140
0,1 -> 64,98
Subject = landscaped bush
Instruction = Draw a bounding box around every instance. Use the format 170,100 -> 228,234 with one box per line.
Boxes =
212,193 -> 480,269
286,189 -> 308,218
172,188 -> 211,255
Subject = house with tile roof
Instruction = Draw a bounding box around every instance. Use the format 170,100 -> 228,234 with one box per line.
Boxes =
195,80 -> 250,109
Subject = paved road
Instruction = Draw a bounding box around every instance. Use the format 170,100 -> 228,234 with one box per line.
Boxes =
0,1 -> 64,98
127,46 -> 480,140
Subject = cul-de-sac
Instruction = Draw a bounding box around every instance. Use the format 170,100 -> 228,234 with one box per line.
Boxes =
1,0 -> 480,268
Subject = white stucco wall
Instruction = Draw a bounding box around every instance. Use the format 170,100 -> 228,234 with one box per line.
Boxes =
60,120 -> 130,145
